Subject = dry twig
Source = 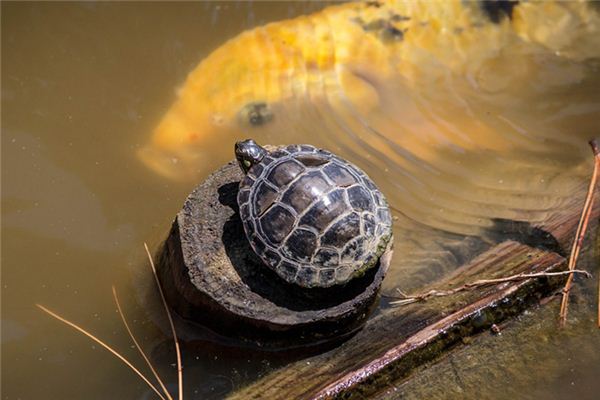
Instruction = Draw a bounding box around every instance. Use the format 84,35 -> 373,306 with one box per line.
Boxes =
390,270 -> 591,306
145,242 -> 183,400
113,286 -> 173,400
36,304 -> 167,400
38,243 -> 185,399
559,139 -> 600,327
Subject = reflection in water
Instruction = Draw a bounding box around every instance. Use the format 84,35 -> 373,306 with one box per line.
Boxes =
2,1 -> 600,399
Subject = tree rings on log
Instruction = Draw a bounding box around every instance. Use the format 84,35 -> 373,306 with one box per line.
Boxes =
157,160 -> 392,347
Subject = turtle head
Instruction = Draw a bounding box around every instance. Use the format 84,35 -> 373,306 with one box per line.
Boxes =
235,139 -> 267,174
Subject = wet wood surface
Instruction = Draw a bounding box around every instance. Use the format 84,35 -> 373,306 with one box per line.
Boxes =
228,182 -> 599,400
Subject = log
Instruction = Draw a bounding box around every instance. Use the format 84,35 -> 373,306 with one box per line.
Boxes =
227,181 -> 599,399
374,277 -> 600,399
157,160 -> 392,348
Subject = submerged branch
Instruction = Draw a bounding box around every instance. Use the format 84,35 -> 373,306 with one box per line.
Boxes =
390,270 -> 591,306
559,138 -> 599,327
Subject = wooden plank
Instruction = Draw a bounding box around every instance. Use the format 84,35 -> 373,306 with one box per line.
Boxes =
228,184 -> 598,400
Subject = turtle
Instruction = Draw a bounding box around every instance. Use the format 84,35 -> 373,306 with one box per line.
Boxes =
235,139 -> 393,288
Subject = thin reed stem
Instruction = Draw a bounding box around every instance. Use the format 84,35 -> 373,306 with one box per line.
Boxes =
144,243 -> 183,400
36,304 -> 167,400
559,139 -> 599,327
112,286 -> 173,400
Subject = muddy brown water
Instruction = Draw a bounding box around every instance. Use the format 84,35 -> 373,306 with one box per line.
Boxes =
2,2 -> 599,399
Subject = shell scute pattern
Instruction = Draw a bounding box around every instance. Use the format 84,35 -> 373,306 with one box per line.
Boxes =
320,211 -> 361,248
251,163 -> 265,178
279,261 -> 298,281
296,266 -> 317,287
254,181 -> 278,216
314,247 -> 339,267
260,205 -> 295,244
250,234 -> 266,255
341,237 -> 366,263
295,153 -> 330,167
299,189 -> 346,230
362,213 -> 377,236
261,156 -> 275,167
347,185 -> 374,212
282,171 -> 330,213
238,144 -> 392,288
263,248 -> 281,266
267,159 -> 304,187
283,228 -> 318,262
241,175 -> 255,188
323,163 -> 357,187
238,188 -> 250,204
270,149 -> 290,159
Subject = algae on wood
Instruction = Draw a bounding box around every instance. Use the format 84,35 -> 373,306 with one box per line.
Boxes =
375,281 -> 600,400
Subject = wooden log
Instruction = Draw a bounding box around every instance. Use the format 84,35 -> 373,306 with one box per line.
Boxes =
157,160 -> 392,348
227,183 -> 599,399
374,275 -> 600,399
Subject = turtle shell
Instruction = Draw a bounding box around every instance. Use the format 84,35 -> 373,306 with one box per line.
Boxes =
237,144 -> 392,288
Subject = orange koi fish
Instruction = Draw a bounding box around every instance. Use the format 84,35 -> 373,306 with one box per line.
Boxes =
139,0 -> 600,180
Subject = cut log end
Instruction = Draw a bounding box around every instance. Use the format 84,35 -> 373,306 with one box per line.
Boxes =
157,161 -> 392,347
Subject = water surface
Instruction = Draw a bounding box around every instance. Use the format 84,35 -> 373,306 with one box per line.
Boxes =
2,2 -> 599,399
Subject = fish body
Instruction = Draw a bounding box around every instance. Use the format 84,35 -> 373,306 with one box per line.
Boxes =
140,0 -> 600,180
